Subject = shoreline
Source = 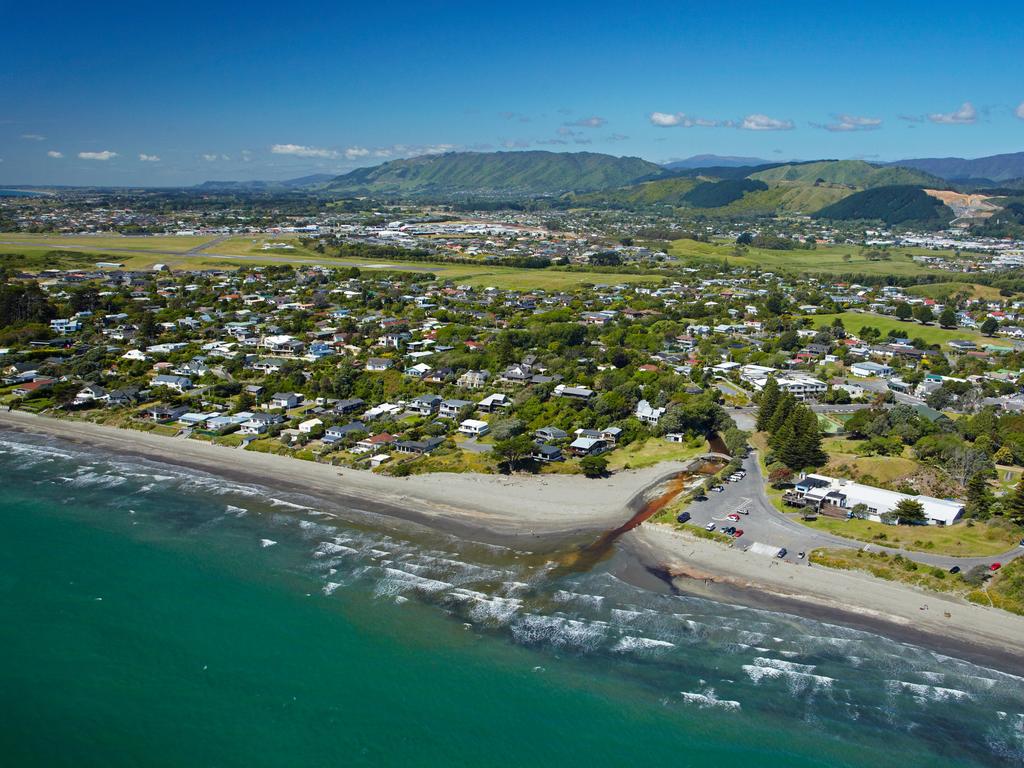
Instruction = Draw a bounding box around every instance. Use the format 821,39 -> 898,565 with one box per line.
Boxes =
625,524 -> 1024,675
6,410 -> 1024,674
0,410 -> 685,549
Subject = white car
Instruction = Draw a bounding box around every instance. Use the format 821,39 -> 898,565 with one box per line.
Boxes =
705,522 -> 716,531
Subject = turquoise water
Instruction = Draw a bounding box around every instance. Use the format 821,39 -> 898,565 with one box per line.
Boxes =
1,431 -> 1023,767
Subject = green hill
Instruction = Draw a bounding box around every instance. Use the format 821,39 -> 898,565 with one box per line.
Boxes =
705,182 -> 854,215
325,151 -> 663,196
570,176 -> 700,207
750,160 -> 942,189
812,186 -> 954,225
682,179 -> 768,207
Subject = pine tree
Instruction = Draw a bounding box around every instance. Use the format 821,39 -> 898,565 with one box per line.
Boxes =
1005,477 -> 1024,526
767,392 -> 796,436
756,377 -> 780,432
965,472 -> 991,519
773,410 -> 799,465
796,406 -> 827,468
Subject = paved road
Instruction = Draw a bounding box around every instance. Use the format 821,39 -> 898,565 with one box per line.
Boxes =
676,451 -> 1023,569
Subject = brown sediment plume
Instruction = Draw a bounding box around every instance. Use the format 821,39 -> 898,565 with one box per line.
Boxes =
551,473 -> 691,576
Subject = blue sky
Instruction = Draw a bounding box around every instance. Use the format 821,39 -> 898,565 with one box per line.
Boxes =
3,0 -> 1024,185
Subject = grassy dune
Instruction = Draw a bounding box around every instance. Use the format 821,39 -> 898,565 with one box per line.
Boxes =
804,312 -> 986,347
668,237 -> 966,277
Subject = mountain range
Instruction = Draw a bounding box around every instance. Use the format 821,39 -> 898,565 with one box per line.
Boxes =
186,149 -> 1024,226
322,151 -> 662,196
886,152 -> 1024,183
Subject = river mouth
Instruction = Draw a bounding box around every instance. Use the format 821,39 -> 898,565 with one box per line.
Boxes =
548,459 -> 726,578
6,428 -> 1024,767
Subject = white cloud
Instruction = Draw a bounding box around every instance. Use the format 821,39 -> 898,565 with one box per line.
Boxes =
270,143 -> 340,159
22,133 -> 45,141
649,111 -> 725,128
816,114 -> 882,132
607,133 -> 629,141
502,139 -> 531,149
1016,102 -> 1024,120
138,153 -> 160,162
344,146 -> 370,159
202,153 -> 219,161
47,150 -> 63,158
78,150 -> 118,160
240,149 -> 253,162
928,102 -> 977,124
566,115 -> 606,128
650,111 -> 687,127
741,114 -> 794,131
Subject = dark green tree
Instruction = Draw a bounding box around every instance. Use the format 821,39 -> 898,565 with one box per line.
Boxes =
756,377 -> 781,432
938,306 -> 957,329
894,498 -> 927,525
580,455 -> 609,478
965,472 -> 992,519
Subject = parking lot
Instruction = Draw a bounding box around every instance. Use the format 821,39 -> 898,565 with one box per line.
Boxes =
674,454 -> 843,564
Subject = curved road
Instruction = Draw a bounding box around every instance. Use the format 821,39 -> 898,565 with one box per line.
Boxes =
678,450 -> 1022,569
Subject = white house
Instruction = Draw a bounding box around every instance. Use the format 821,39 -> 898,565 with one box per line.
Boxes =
794,474 -> 963,526
635,399 -> 666,425
850,361 -> 893,378
458,419 -> 490,437
298,418 -> 323,434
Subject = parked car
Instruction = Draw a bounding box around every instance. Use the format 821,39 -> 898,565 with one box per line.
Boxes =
990,562 -> 1002,571
711,486 -> 725,493
949,565 -> 961,574
676,511 -> 691,524
738,508 -> 749,515
724,526 -> 736,535
693,494 -> 708,502
727,513 -> 741,522
705,522 -> 717,531
777,548 -> 788,559
732,529 -> 744,538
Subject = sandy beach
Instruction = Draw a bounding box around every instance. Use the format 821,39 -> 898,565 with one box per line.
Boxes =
0,411 -> 683,544
628,524 -> 1024,674
6,410 -> 1024,673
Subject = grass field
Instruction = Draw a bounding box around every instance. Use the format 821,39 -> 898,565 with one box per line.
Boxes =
606,435 -> 708,471
905,281 -> 1007,301
804,312 -> 987,347
801,516 -> 1019,556
668,237 -> 968,277
0,233 -> 215,252
0,234 -> 668,290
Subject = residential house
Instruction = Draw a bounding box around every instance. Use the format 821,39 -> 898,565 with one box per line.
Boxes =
458,419 -> 490,437
440,398 -> 473,419
635,399 -> 666,425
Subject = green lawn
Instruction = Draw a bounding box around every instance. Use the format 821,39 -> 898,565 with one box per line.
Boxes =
800,515 -> 1019,556
606,435 -> 708,471
804,312 -> 987,347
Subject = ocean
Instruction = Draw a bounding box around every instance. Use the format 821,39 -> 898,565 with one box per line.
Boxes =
1,430 -> 1022,767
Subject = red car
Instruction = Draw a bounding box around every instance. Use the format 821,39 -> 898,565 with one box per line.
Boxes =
990,562 -> 1002,571
732,529 -> 744,538
727,513 -> 741,522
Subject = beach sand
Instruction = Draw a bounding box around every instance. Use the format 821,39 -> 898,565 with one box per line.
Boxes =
0,411 -> 682,544
627,524 -> 1024,674
6,410 -> 1024,673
